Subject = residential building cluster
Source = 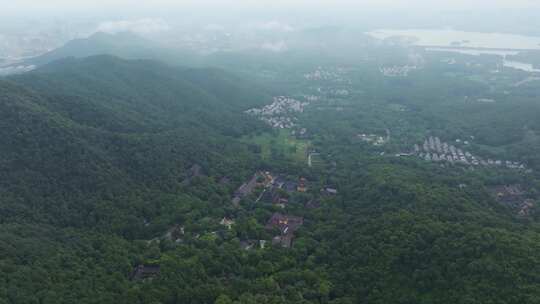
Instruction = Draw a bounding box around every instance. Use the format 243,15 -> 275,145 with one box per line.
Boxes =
232,171 -> 337,210
489,185 -> 535,217
232,173 -> 261,206
149,170 -> 338,252
303,67 -> 351,83
245,96 -> 309,129
266,213 -> 304,248
441,58 -> 457,65
358,133 -> 389,146
291,127 -> 309,139
131,265 -> 160,281
413,136 -> 526,170
380,65 -> 417,77
477,98 -> 496,103
302,95 -> 320,102
330,89 -> 350,97
259,174 -> 310,208
229,172 -> 330,248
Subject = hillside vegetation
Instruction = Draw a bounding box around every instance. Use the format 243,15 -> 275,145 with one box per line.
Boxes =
1,55 -> 540,304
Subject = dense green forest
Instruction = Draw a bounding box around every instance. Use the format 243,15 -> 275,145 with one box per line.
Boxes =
0,55 -> 271,229
1,53 -> 540,304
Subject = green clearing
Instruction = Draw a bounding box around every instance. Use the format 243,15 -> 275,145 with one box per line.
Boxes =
242,129 -> 309,162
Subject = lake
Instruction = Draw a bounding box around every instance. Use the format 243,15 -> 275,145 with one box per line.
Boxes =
503,60 -> 540,73
425,47 -> 519,56
424,48 -> 540,73
368,29 -> 540,73
367,29 -> 540,50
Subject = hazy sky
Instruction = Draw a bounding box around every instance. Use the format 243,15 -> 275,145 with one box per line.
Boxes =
3,0 -> 540,15
2,0 -> 540,59
2,0 -> 540,38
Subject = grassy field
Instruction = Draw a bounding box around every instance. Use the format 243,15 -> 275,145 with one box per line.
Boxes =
242,129 -> 309,163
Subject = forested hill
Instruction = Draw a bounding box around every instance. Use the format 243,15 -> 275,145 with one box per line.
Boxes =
0,55 -> 269,231
2,55 -> 540,304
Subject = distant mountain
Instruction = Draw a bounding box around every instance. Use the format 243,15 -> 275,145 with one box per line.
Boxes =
23,32 -> 197,67
507,50 -> 540,69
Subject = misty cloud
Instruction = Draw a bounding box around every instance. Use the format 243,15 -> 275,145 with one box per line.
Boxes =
260,41 -> 288,52
96,18 -> 170,35
0,65 -> 36,76
204,24 -> 226,32
254,21 -> 295,32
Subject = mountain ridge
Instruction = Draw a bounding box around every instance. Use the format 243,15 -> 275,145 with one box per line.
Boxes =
0,55 -> 268,231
